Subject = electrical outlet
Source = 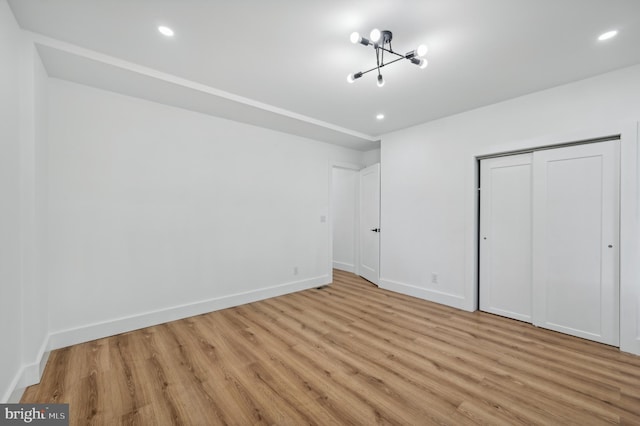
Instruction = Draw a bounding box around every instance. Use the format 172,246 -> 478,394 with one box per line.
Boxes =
431,273 -> 439,284
293,267 -> 299,276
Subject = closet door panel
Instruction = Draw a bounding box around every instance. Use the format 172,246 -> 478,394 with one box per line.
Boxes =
480,154 -> 533,322
532,141 -> 619,346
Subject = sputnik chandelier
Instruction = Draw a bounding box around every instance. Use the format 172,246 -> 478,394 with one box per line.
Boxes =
347,28 -> 428,87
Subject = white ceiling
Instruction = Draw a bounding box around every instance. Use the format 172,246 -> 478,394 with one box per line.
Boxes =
8,0 -> 640,150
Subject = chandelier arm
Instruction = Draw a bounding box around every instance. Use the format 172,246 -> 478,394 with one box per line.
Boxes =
356,55 -> 408,78
361,42 -> 403,58
380,56 -> 405,68
358,65 -> 382,77
376,45 -> 406,59
377,56 -> 407,69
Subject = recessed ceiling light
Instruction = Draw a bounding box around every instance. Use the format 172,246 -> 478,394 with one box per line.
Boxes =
376,113 -> 385,120
598,30 -> 618,41
158,26 -> 174,37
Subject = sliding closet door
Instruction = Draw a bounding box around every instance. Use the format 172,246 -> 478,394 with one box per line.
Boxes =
480,154 -> 533,322
532,141 -> 620,346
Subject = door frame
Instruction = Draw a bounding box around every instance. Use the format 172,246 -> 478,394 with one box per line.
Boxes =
465,121 -> 640,354
328,161 -> 363,282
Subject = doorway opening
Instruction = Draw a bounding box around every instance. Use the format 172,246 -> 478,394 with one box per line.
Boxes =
329,162 -> 381,286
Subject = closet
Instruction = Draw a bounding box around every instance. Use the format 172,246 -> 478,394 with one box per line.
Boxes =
479,139 -> 620,346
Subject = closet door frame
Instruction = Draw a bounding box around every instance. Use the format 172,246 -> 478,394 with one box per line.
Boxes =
465,122 -> 640,355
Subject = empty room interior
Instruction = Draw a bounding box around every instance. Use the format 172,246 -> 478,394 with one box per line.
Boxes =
2,0 -> 640,424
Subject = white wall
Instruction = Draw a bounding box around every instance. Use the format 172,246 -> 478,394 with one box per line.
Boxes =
332,167 -> 358,272
0,0 -> 49,402
46,79 -> 364,348
0,0 -> 25,402
380,64 -> 640,353
362,148 -> 381,167
19,43 -> 49,390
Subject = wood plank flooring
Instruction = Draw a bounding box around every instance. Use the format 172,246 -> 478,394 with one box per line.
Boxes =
22,270 -> 640,425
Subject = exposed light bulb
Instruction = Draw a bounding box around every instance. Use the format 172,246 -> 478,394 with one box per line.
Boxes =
350,32 -> 361,44
370,28 -> 381,43
377,74 -> 385,87
598,30 -> 618,41
406,45 -> 428,59
158,26 -> 174,37
376,113 -> 385,120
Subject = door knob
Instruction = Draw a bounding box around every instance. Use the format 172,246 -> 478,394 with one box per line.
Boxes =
370,228 -> 380,232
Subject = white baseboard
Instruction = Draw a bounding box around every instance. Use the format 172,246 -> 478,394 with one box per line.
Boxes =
379,277 -> 470,311
19,336 -> 50,390
2,275 -> 330,403
48,275 -> 330,351
7,384 -> 24,404
2,370 -> 22,404
2,335 -> 51,403
332,261 -> 355,273
620,336 -> 640,356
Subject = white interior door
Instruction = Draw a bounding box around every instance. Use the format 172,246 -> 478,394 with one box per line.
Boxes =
359,163 -> 380,285
532,141 -> 620,346
480,153 -> 533,322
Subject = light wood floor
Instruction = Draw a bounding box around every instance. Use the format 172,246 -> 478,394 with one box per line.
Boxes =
23,270 -> 640,425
